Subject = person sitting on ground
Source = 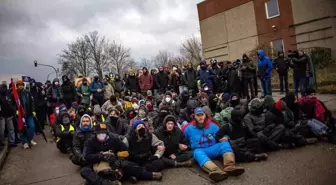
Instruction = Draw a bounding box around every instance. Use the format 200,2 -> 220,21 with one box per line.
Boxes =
159,91 -> 176,115
154,115 -> 193,168
182,107 -> 245,182
229,93 -> 249,116
216,93 -> 231,112
130,105 -> 154,133
82,124 -> 156,184
153,105 -> 171,129
281,92 -> 300,122
71,114 -> 93,167
55,112 -> 76,154
101,95 -> 123,115
125,120 -> 165,180
177,100 -> 198,128
216,109 -> 268,162
105,108 -> 129,136
174,90 -> 189,116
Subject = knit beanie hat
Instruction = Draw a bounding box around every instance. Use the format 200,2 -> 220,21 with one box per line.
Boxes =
222,93 -> 231,102
93,104 -> 102,115
147,90 -> 152,96
132,120 -> 145,129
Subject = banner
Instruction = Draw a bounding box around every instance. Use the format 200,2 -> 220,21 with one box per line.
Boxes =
74,77 -> 92,87
22,76 -> 31,82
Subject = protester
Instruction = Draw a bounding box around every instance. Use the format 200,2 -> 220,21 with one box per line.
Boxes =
130,105 -> 154,133
77,78 -> 91,108
101,95 -> 123,115
106,108 -> 129,136
257,50 -> 273,97
156,66 -> 169,93
47,78 -> 63,110
274,52 -> 290,94
113,74 -> 124,98
103,77 -> 114,103
182,107 -> 244,182
139,67 -> 153,96
197,61 -> 215,91
126,69 -> 140,92
30,79 -> 45,133
290,50 -> 311,97
240,54 -> 256,100
0,84 -> 16,149
61,75 -> 76,109
89,76 -> 105,106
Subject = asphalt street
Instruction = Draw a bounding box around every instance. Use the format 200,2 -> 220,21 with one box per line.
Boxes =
1,93 -> 336,185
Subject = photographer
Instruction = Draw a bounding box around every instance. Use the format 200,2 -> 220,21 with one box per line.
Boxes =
289,50 -> 311,97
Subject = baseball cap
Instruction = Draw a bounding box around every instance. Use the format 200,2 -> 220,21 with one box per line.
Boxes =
194,107 -> 205,115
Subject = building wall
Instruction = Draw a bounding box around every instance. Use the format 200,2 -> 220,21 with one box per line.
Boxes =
290,0 -> 336,58
253,0 -> 296,52
199,1 -> 259,61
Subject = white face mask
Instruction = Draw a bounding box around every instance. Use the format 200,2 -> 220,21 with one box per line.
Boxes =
165,97 -> 171,103
96,133 -> 107,142
55,108 -> 59,114
204,87 -> 209,91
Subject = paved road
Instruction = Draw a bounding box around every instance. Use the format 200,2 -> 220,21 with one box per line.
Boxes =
1,93 -> 336,185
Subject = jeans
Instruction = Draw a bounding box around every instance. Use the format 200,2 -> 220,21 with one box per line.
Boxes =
179,86 -> 188,94
260,77 -> 272,96
243,78 -> 255,99
279,72 -> 289,93
0,117 -> 15,145
193,142 -> 233,167
294,76 -> 307,97
20,116 -> 35,144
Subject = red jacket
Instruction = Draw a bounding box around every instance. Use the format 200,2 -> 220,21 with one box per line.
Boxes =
139,74 -> 153,92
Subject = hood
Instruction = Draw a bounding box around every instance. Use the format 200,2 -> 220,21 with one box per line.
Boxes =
79,114 -> 93,131
248,98 -> 263,114
284,92 -> 296,110
57,112 -> 71,123
257,50 -> 265,59
62,75 -> 69,83
52,78 -> 60,86
263,95 -> 275,110
242,54 -> 250,62
161,115 -> 177,132
186,100 -> 198,113
278,51 -> 284,57
180,90 -> 189,100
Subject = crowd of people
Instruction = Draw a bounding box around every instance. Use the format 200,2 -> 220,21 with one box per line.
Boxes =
0,49 -> 335,185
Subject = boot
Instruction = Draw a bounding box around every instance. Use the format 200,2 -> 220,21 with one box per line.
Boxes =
254,153 -> 268,161
176,160 -> 193,167
223,152 -> 245,176
101,179 -> 122,185
306,138 -> 318,144
202,161 -> 228,182
152,172 -> 163,181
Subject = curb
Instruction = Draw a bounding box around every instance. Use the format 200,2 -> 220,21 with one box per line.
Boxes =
0,138 -> 9,170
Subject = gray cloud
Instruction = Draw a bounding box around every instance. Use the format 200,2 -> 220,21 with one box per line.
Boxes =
0,0 -> 202,82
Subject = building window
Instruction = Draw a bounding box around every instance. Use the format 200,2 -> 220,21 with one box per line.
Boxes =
265,0 -> 280,19
270,39 -> 284,55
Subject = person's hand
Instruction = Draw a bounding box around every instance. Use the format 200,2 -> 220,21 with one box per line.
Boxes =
179,143 -> 188,151
169,154 -> 176,159
219,137 -> 228,142
97,89 -> 102,92
32,112 -> 36,117
148,155 -> 158,161
157,145 -> 165,151
242,66 -> 247,70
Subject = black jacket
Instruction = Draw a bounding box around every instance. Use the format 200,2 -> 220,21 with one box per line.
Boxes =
274,56 -> 290,75
0,94 -> 14,118
126,76 -> 139,91
156,71 -> 169,89
291,54 -> 310,77
61,82 -> 76,101
183,69 -> 197,89
216,119 -> 254,142
106,117 -> 130,136
30,87 -> 44,107
84,133 -> 128,164
72,130 -> 94,158
154,115 -> 188,157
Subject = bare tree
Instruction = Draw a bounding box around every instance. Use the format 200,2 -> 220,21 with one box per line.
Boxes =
84,31 -> 110,79
58,37 -> 92,77
60,62 -> 77,79
180,36 -> 203,66
153,50 -> 174,68
172,55 -> 187,68
108,41 -> 135,76
140,58 -> 152,69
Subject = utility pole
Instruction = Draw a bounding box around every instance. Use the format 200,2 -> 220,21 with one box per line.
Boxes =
34,60 -> 59,78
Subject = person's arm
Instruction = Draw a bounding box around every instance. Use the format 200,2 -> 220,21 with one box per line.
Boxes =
55,125 -> 71,138
83,139 -> 106,164
147,119 -> 155,133
149,75 -> 153,90
101,100 -> 109,115
265,58 -> 273,75
151,134 -> 165,158
243,116 -> 258,138
89,83 -> 97,93
248,62 -> 257,71
72,132 -> 82,157
100,83 -> 105,91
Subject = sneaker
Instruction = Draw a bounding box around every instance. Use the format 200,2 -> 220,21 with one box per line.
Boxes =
23,143 -> 29,149
30,140 -> 37,146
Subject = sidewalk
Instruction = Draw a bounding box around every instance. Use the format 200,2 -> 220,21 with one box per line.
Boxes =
0,138 -> 8,170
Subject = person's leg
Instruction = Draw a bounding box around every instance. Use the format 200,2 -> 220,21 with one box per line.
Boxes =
284,72 -> 289,93
25,116 -> 35,141
0,118 -> 5,146
5,117 -> 15,145
300,77 -> 307,97
254,75 -> 258,97
243,79 -> 249,99
80,166 -> 118,185
144,159 -> 164,172
34,107 -> 42,133
260,79 -> 266,97
248,79 -> 255,99
161,156 -> 176,167
175,150 -> 193,162
294,75 -> 300,97
265,77 -> 272,96
279,73 -> 284,93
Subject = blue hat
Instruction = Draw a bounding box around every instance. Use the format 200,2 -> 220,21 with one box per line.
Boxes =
194,107 -> 205,115
132,120 -> 145,129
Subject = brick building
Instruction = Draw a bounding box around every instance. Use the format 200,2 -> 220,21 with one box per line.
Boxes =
197,0 -> 336,62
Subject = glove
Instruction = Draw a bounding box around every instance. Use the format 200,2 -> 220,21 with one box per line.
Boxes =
117,151 -> 129,158
148,155 -> 158,161
32,112 -> 36,117
16,111 -> 18,115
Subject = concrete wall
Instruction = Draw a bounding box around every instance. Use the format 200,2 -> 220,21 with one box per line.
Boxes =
199,1 -> 259,61
291,0 -> 336,58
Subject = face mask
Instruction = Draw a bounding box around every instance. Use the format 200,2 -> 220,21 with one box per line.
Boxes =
159,111 -> 168,118
230,99 -> 239,107
165,97 -> 171,103
204,87 -> 209,91
110,116 -> 118,125
232,117 -> 242,124
62,116 -> 70,125
96,133 -> 108,142
55,82 -> 59,86
55,109 -> 60,114
128,112 -> 135,119
138,127 -> 146,137
138,109 -> 146,118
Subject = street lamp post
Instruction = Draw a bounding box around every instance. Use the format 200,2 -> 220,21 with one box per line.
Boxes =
34,60 -> 59,78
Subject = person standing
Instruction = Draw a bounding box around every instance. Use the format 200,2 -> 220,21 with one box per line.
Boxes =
156,66 -> 169,93
113,74 -> 124,98
47,78 -> 63,111
184,62 -> 197,96
291,50 -> 311,97
103,77 -> 114,102
126,69 -> 140,93
211,59 -> 221,94
89,76 -> 105,106
30,79 -> 45,132
13,80 -> 37,149
257,50 -> 273,97
197,61 -> 215,91
274,52 -> 290,94
169,66 -> 180,94
76,78 -> 91,108
61,75 -> 76,109
0,84 -> 17,149
240,54 -> 256,100
139,67 -> 153,96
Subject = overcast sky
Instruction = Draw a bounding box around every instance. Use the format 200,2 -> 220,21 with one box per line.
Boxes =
0,0 -> 202,82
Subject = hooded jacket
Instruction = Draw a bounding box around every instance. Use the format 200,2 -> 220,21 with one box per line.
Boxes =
61,76 -> 76,102
139,68 -> 153,92
47,78 -> 63,104
197,67 -> 215,89
291,52 -> 311,77
73,115 -> 94,158
89,78 -> 105,97
55,112 -> 76,142
273,52 -> 290,75
106,116 -> 130,136
103,82 -> 114,101
125,75 -> 139,92
12,89 -> 35,117
114,75 -> 124,92
243,98 -> 265,136
101,100 -> 123,115
129,105 -> 154,133
240,54 -> 256,79
257,50 -> 273,78
183,68 -> 197,89
177,100 -> 197,124
154,115 -> 189,157
156,71 -> 169,89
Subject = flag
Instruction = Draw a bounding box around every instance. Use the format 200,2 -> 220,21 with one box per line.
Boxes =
11,79 -> 25,131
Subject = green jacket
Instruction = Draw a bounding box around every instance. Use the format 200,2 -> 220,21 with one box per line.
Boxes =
240,60 -> 256,79
77,84 -> 90,105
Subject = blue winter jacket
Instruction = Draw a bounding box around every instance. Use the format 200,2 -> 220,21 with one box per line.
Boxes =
197,68 -> 215,89
89,79 -> 105,97
182,119 -> 219,150
257,50 -> 273,79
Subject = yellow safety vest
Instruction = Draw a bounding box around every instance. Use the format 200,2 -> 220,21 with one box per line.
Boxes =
93,115 -> 105,126
56,124 -> 75,143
